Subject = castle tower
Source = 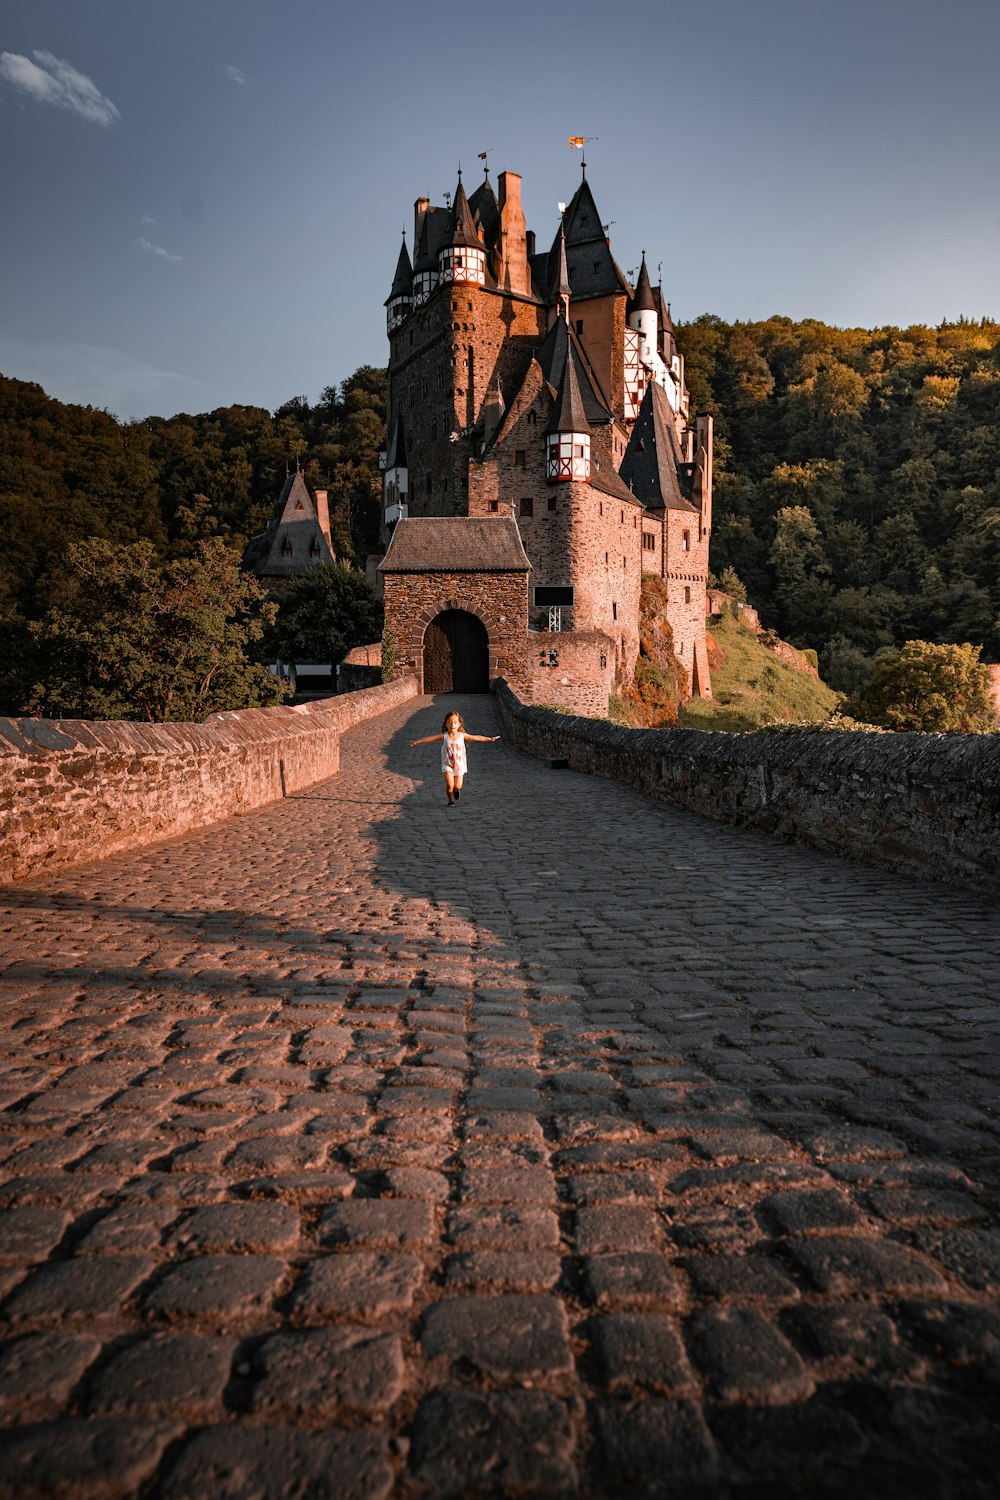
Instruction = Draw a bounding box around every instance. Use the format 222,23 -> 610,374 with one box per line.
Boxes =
629,254 -> 658,370
385,234 -> 412,333
545,338 -> 591,483
438,175 -> 486,287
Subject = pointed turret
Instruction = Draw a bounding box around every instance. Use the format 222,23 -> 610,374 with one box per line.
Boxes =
439,173 -> 486,286
629,251 -> 659,376
385,235 -> 413,332
632,254 -> 656,313
550,222 -> 571,324
545,331 -> 591,483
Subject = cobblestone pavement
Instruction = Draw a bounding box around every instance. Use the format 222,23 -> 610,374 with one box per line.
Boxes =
1,694 -> 999,1499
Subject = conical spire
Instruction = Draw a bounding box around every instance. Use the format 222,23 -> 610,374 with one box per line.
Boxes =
632,253 -> 656,312
552,222 -> 571,301
447,175 -> 482,250
546,334 -> 591,435
385,234 -> 412,305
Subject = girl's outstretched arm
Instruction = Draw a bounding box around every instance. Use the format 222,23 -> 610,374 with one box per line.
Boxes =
409,733 -> 444,746
464,734 -> 501,743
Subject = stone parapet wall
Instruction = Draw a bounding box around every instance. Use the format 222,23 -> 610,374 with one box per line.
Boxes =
527,630 -> 615,718
495,681 -> 1000,893
0,678 -> 418,886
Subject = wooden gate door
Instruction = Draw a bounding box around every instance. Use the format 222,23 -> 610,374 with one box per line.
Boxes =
422,611 -> 489,692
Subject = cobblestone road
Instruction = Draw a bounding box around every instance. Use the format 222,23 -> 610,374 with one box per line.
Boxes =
1,694 -> 999,1498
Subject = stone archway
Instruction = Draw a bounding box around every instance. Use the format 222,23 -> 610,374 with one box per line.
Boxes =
423,609 -> 490,693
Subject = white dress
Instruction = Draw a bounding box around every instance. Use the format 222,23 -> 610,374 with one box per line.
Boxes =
440,731 -> 468,775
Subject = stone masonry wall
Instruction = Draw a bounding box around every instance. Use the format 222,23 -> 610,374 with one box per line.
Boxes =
382,570 -> 529,695
495,680 -> 1000,894
0,678 -> 418,886
528,630 -> 616,718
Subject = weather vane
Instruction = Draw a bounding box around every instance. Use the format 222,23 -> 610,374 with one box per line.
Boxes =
568,135 -> 599,177
478,149 -> 494,179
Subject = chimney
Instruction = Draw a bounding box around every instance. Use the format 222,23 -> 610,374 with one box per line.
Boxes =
498,172 -> 529,296
314,489 -> 334,554
414,196 -> 429,251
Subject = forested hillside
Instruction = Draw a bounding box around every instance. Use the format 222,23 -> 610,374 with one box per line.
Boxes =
675,316 -> 1000,691
0,367 -> 386,624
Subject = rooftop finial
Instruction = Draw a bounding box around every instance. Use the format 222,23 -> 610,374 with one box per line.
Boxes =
478,148 -> 493,180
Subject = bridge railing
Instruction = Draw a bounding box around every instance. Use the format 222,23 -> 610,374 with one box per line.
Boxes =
0,678 -> 418,886
495,681 -> 1000,895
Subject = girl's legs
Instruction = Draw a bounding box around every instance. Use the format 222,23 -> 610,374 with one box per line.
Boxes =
453,773 -> 464,802
444,770 -> 456,805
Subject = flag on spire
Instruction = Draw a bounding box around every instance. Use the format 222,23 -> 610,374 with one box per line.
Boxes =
569,136 -> 585,148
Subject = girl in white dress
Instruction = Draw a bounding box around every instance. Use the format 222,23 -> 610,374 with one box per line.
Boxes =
410,711 -> 500,806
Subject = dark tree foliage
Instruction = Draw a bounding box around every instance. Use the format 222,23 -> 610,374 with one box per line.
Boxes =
264,563 -> 384,665
0,368 -> 386,714
676,316 -> 1000,690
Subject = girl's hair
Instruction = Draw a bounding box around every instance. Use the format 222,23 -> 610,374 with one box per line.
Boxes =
441,711 -> 465,732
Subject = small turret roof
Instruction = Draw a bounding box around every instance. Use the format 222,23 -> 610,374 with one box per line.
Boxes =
632,254 -> 656,313
545,337 -> 591,435
446,176 -> 483,251
554,178 -> 631,300
384,237 -> 412,306
550,222 -> 571,301
618,383 -> 697,513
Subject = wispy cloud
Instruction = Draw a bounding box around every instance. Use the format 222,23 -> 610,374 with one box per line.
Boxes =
138,237 -> 182,264
226,65 -> 248,86
0,49 -> 120,126
139,214 -> 156,226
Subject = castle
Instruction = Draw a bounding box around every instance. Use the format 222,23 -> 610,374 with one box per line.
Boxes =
373,158 -> 715,715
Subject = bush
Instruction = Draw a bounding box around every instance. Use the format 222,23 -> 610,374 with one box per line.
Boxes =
856,639 -> 996,733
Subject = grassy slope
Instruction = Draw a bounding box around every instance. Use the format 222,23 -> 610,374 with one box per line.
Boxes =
679,612 -> 840,731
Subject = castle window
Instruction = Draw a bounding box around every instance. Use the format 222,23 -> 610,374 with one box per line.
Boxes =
467,301 -> 472,311
623,556 -> 626,568
612,601 -> 618,620
576,320 -> 584,335
514,450 -> 526,467
520,498 -> 533,517
489,500 -> 499,512
431,418 -> 437,440
599,502 -> 603,515
421,377 -> 428,397
683,530 -> 691,551
426,473 -> 432,496
547,496 -> 557,512
281,539 -> 293,557
685,586 -> 692,603
528,410 -> 537,426
605,552 -> 608,564
642,532 -> 655,551
621,510 -> 625,523
309,539 -> 321,558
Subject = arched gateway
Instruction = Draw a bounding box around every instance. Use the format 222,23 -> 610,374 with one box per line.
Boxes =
378,516 -> 531,698
423,610 -> 489,692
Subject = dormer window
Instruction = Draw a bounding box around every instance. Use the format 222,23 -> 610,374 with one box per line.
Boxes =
281,539 -> 293,557
546,431 -> 590,482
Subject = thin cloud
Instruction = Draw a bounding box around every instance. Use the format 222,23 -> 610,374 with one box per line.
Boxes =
226,65 -> 248,86
0,49 -> 120,126
138,237 -> 182,264
139,214 -> 156,226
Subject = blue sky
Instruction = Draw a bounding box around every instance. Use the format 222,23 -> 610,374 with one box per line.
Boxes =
1,0 -> 998,422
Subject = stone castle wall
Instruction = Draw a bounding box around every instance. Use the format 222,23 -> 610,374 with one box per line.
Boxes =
495,681 -> 1000,894
382,570 -> 529,696
0,678 -> 418,886
527,630 -> 617,718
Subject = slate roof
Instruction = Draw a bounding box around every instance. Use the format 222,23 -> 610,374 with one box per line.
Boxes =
243,471 -> 337,577
447,178 -> 482,250
379,516 -> 531,573
545,345 -> 591,435
535,317 -> 612,425
468,177 -> 499,256
385,237 -> 412,305
413,207 -> 450,272
591,452 -> 640,505
618,383 -> 697,513
632,255 -> 656,313
558,179 -> 631,300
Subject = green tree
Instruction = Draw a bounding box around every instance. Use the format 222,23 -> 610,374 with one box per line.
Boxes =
26,538 -> 287,722
266,563 -> 383,664
857,640 -> 996,732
